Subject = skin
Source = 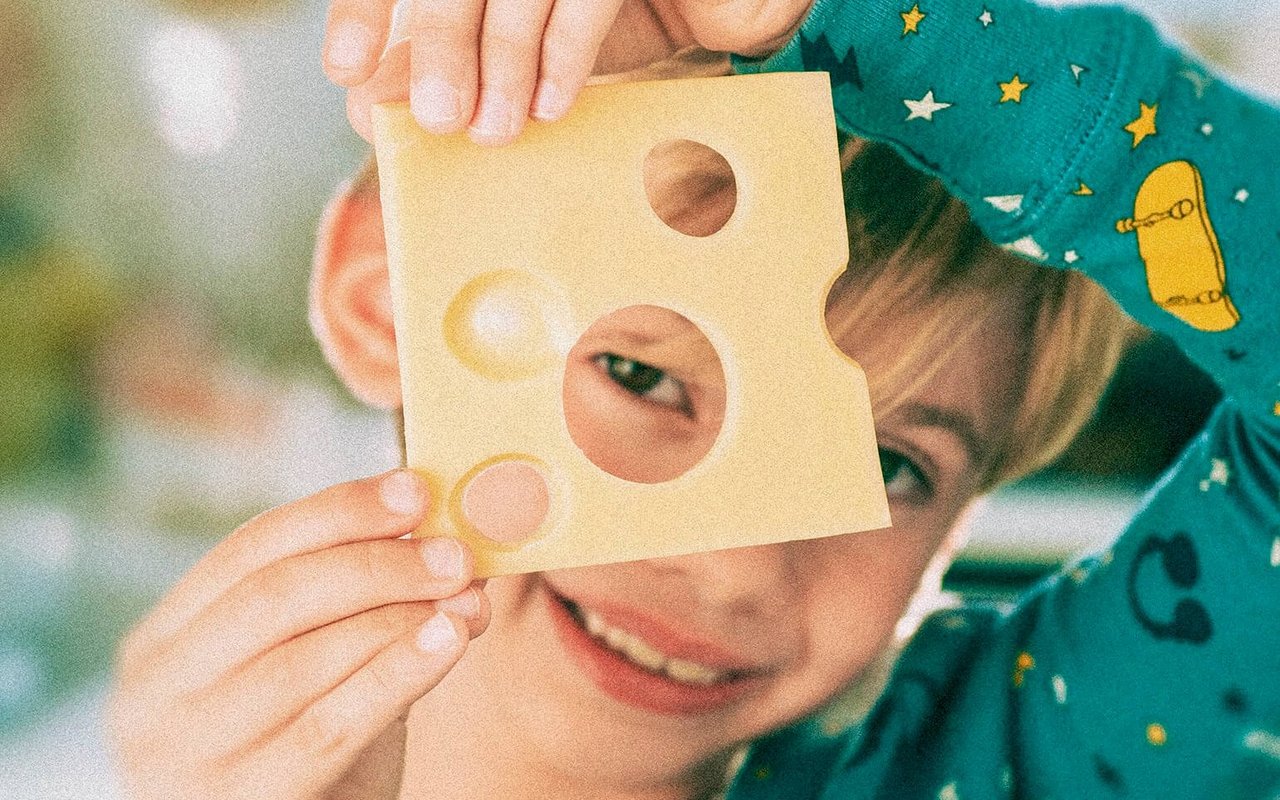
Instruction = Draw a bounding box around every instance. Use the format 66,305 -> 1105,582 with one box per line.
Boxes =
108,180 -> 1026,800
325,0 -> 816,144
107,4 -> 1025,798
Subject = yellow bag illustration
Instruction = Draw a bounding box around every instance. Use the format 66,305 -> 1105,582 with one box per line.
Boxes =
1116,160 -> 1239,332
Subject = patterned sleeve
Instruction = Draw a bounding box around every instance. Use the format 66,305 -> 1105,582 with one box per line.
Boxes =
726,2 -> 1280,798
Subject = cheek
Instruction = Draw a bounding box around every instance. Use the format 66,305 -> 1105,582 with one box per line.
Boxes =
798,525 -> 946,669
561,359 -> 708,483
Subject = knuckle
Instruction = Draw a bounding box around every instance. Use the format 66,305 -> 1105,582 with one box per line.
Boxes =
327,476 -> 375,517
365,655 -> 404,701
321,541 -> 386,598
538,41 -> 587,82
412,6 -> 482,44
350,540 -> 382,585
482,25 -> 543,67
370,602 -> 431,638
541,18 -> 590,56
294,708 -> 352,760
237,560 -> 300,615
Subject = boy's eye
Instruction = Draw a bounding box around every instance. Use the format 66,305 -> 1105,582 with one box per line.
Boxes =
878,448 -> 934,505
593,354 -> 692,415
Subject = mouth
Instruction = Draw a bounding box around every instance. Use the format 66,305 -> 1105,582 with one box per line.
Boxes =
543,582 -> 770,716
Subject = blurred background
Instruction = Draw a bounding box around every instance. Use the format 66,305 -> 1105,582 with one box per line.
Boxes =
0,0 -> 1275,795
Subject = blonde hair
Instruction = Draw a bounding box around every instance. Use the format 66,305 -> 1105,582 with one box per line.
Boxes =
828,137 -> 1132,488
351,51 -> 1133,491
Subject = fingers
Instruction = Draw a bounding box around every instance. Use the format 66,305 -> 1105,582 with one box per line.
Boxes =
672,0 -> 815,56
249,612 -> 470,794
347,39 -> 412,143
534,0 -> 627,122
111,608 -> 474,800
468,0 -> 557,145
152,534 -> 475,694
406,0 -> 486,135
323,0 -> 399,86
123,469 -> 432,673
391,0 -> 627,145
335,0 -> 812,145
186,591 -> 486,755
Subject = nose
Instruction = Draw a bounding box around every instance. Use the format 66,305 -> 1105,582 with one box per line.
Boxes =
645,542 -> 803,621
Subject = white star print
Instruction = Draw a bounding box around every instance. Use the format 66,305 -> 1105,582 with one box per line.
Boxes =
1235,188 -> 1250,204
1243,730 -> 1280,760
1070,64 -> 1089,84
904,90 -> 953,122
1002,236 -> 1047,261
939,782 -> 960,800
978,8 -> 994,27
984,194 -> 1024,214
1052,674 -> 1068,704
1210,458 -> 1230,485
1201,122 -> 1214,136
1179,68 -> 1209,99
1064,250 -> 1080,264
1271,536 -> 1280,568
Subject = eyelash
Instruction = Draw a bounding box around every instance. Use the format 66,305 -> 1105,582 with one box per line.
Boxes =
878,448 -> 935,505
595,354 -> 935,502
593,353 -> 694,417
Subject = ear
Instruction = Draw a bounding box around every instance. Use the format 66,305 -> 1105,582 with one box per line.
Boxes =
309,182 -> 402,409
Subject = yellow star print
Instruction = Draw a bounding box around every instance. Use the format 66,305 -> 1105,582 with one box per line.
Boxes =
1073,181 -> 1094,196
999,74 -> 1030,103
1147,722 -> 1168,747
902,4 -> 926,36
1124,101 -> 1159,149
1013,651 -> 1035,687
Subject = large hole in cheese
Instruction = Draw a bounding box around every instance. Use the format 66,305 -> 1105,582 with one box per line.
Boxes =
563,305 -> 726,484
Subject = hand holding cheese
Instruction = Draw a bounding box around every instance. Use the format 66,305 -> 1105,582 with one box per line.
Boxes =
324,0 -> 815,144
107,471 -> 486,800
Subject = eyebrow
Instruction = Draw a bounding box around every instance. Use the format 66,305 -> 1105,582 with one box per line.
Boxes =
892,402 -> 988,470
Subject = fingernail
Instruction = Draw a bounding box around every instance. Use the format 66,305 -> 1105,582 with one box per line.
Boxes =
421,537 -> 465,579
416,612 -> 459,652
437,587 -> 482,619
326,21 -> 374,74
412,76 -> 462,129
531,81 -> 569,121
469,97 -> 516,143
380,471 -> 425,517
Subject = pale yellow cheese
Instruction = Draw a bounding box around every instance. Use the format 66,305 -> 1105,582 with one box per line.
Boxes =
373,73 -> 890,577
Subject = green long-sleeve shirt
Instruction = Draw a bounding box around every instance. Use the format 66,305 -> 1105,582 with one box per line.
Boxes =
730,2 -> 1280,797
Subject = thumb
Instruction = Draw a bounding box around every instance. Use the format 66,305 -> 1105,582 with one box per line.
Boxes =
673,0 -> 813,56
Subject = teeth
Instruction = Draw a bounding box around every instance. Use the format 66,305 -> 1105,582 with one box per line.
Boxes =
604,627 -> 630,651
575,606 -> 728,685
582,609 -> 607,636
621,636 -> 668,672
664,657 -> 722,686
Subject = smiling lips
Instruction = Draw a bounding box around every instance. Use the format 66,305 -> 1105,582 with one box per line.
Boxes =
578,605 -> 726,685
545,585 -> 773,716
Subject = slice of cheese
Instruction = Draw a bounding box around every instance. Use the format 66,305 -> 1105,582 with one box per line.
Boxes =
373,73 -> 889,577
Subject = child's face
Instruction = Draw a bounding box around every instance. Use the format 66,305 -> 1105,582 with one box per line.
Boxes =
432,303 -> 1022,784
314,185 -> 1024,785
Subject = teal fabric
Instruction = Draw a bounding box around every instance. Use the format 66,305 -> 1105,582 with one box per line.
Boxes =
730,2 -> 1280,797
